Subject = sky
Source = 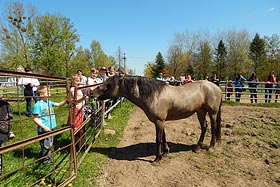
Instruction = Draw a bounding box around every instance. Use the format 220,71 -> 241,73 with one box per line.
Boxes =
0,0 -> 279,75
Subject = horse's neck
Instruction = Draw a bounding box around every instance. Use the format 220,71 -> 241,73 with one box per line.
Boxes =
122,92 -> 149,111
119,78 -> 151,111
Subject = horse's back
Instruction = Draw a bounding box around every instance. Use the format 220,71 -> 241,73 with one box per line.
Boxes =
166,80 -> 221,104
153,80 -> 221,120
187,80 -> 221,108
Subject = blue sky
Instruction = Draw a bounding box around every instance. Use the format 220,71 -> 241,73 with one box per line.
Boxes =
1,0 -> 279,75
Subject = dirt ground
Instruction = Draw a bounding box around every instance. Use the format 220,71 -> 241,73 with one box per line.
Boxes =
97,105 -> 280,187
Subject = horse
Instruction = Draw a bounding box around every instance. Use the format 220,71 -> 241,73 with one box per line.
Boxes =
91,75 -> 222,162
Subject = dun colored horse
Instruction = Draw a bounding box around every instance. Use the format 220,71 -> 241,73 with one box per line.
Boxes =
91,75 -> 222,162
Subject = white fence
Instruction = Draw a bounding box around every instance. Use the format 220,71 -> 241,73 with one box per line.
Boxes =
220,81 -> 279,103
1,76 -> 280,103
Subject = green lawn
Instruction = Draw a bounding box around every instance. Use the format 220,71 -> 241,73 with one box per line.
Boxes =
72,100 -> 135,187
0,96 -> 135,187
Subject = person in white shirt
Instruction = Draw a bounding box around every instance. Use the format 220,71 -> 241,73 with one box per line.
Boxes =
86,68 -> 103,122
87,68 -> 102,91
18,66 -> 40,117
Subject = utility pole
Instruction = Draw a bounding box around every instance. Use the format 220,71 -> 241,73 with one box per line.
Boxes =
123,53 -> 126,72
118,52 -> 121,72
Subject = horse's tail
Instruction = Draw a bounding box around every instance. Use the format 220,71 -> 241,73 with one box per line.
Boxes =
216,98 -> 222,143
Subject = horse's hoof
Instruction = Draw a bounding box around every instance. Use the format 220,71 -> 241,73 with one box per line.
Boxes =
194,145 -> 201,153
153,155 -> 162,162
208,147 -> 215,153
162,152 -> 169,157
163,148 -> 170,154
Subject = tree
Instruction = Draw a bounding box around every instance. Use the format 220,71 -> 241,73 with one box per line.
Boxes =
249,33 -> 266,75
167,30 -> 210,80
90,40 -> 113,70
0,2 -> 36,70
68,46 -> 91,77
225,29 -> 251,79
214,40 -> 227,79
31,13 -> 79,76
264,34 -> 280,79
196,41 -> 212,79
166,44 -> 187,79
144,61 -> 154,77
151,52 -> 165,78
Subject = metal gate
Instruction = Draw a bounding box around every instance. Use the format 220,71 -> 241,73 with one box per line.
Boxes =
0,70 -> 111,186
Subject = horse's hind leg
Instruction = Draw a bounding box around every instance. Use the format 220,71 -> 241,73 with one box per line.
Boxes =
208,114 -> 217,151
195,111 -> 208,152
216,103 -> 222,145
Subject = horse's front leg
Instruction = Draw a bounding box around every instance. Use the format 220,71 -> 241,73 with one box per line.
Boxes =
154,121 -> 165,162
162,127 -> 169,155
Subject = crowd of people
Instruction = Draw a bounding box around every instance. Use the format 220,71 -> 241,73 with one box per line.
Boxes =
1,66 -> 121,167
228,71 -> 279,103
156,71 -> 280,103
64,66 -> 120,151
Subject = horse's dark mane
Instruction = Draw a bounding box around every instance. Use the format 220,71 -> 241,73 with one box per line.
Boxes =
120,75 -> 167,100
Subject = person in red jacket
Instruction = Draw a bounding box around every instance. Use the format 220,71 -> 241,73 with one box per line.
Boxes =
265,71 -> 276,103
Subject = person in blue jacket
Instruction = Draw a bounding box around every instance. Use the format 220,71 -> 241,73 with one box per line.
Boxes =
234,73 -> 247,102
33,86 -> 67,164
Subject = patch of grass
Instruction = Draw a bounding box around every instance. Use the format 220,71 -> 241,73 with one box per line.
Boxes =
1,92 -> 76,186
72,100 -> 135,186
222,100 -> 280,108
1,98 -> 135,186
222,100 -> 238,106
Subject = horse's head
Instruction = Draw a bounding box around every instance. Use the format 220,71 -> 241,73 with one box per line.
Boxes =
91,75 -> 123,100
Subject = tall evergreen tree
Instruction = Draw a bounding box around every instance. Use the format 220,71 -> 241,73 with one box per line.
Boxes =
215,40 -> 227,79
249,33 -> 266,75
151,52 -> 165,78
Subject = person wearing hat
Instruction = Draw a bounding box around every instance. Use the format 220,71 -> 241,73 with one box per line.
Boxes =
87,68 -> 102,91
98,67 -> 108,82
97,67 -> 113,119
18,66 -> 40,117
108,66 -> 116,77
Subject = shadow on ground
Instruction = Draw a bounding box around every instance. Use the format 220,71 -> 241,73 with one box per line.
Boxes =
91,142 -> 197,161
